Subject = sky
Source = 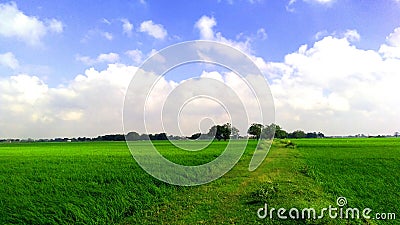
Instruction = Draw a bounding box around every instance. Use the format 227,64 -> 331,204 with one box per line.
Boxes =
0,0 -> 400,138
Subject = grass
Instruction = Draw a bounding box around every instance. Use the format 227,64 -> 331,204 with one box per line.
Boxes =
0,138 -> 399,224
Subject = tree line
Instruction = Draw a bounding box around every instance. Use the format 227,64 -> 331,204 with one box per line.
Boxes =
247,123 -> 324,140
0,123 -> 325,142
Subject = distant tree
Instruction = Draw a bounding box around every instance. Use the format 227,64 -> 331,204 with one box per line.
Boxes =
149,133 -> 168,140
274,124 -> 288,139
231,126 -> 240,139
208,125 -> 220,140
261,124 -> 275,140
206,123 -> 232,141
317,132 -> 325,138
188,133 -> 201,140
221,123 -> 232,141
248,123 -> 263,140
306,132 -> 318,138
126,131 -> 140,141
139,134 -> 148,140
288,130 -> 306,139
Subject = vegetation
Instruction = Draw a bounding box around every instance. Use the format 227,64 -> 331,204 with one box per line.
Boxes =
248,123 -> 263,140
0,138 -> 399,224
0,123 -> 327,143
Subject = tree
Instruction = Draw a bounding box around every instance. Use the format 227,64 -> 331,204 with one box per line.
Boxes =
126,131 -> 140,141
208,125 -> 221,140
306,132 -> 318,138
221,123 -> 232,141
248,123 -> 263,140
288,130 -> 306,139
149,133 -> 168,140
207,123 -> 232,141
188,133 -> 201,140
231,126 -> 240,139
273,124 -> 288,139
261,124 -> 275,140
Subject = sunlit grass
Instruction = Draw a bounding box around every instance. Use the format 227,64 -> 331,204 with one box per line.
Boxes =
0,138 -> 399,224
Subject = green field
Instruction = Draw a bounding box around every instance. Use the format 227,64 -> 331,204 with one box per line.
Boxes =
0,138 -> 399,224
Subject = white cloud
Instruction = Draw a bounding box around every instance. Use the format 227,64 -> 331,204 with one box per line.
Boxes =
0,2 -> 63,46
379,27 -> 400,58
195,15 -> 252,54
76,52 -> 120,65
267,31 -> 400,135
125,49 -> 143,65
314,29 -> 360,42
287,0 -> 335,12
256,28 -> 268,40
0,62 -> 271,138
0,52 -> 19,69
0,64 -> 134,138
47,18 -> 64,33
121,19 -> 133,36
343,29 -> 360,42
314,30 -> 328,40
97,53 -> 119,62
1,24 -> 400,138
195,16 -> 217,40
101,31 -> 113,40
101,18 -> 111,25
139,20 -> 167,40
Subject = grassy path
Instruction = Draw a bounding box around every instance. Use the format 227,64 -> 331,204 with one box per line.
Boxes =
122,140 -> 332,224
123,139 -> 400,224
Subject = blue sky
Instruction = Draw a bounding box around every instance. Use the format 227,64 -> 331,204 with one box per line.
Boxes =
2,0 -> 399,84
1,0 -> 400,138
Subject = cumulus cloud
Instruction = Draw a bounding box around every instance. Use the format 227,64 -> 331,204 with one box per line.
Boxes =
0,64 -> 134,138
0,61 -> 271,138
267,31 -> 400,135
125,49 -> 143,65
195,15 -> 253,54
314,29 -> 360,42
379,27 -> 400,58
1,24 -> 400,138
0,2 -> 63,46
121,19 -> 133,36
0,52 -> 19,69
195,15 -> 217,40
139,20 -> 167,40
76,52 -> 120,65
343,29 -> 360,42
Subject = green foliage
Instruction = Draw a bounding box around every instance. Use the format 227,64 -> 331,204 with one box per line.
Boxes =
207,123 -> 232,141
248,123 -> 263,140
288,130 -> 306,139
